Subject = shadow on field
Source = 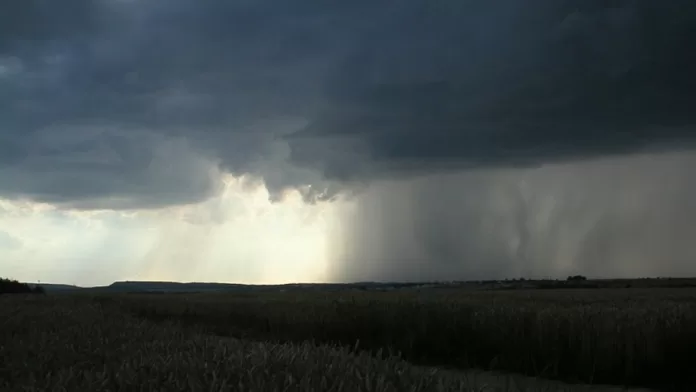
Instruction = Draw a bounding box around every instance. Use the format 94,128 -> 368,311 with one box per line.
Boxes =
102,288 -> 696,391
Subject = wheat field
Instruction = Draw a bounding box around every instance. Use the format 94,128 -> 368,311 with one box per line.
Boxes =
2,287 -> 692,391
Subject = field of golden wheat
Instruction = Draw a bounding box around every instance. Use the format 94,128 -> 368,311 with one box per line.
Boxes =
2,287 -> 692,391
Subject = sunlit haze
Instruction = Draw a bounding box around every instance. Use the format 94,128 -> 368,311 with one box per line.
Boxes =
1,174 -> 344,286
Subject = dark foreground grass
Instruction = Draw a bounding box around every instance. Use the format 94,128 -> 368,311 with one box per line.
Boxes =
111,288 -> 696,391
0,295 -> 644,392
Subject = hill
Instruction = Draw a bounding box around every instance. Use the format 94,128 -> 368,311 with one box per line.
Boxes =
20,277 -> 696,294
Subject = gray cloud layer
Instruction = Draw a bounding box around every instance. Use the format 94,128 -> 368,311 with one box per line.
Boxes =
1,0 -> 695,207
290,0 -> 696,179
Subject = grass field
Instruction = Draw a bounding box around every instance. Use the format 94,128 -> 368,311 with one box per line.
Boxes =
2,286 -> 693,391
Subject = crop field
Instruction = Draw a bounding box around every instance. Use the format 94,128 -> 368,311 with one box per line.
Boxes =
2,287 -> 694,391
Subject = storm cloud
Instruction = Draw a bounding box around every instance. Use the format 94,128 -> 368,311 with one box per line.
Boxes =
1,0 -> 363,206
289,0 -> 696,180
1,0 -> 694,207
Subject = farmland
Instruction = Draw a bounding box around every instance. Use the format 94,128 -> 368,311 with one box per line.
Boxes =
2,286 -> 694,391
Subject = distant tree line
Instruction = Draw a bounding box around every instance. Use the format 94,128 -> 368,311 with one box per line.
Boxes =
0,278 -> 45,295
566,275 -> 587,282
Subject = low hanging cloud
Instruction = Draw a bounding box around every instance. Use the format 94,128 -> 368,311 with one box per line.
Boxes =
1,0 -> 362,206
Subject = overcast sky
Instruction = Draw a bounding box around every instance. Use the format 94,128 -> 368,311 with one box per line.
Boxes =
2,1 -> 695,286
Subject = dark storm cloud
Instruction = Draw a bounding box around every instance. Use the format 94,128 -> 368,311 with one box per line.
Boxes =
1,0 -> 695,208
0,0 -> 95,51
1,0 -> 373,206
289,0 -> 696,180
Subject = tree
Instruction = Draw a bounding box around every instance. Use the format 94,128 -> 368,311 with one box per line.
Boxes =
566,275 -> 587,282
0,278 -> 45,295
